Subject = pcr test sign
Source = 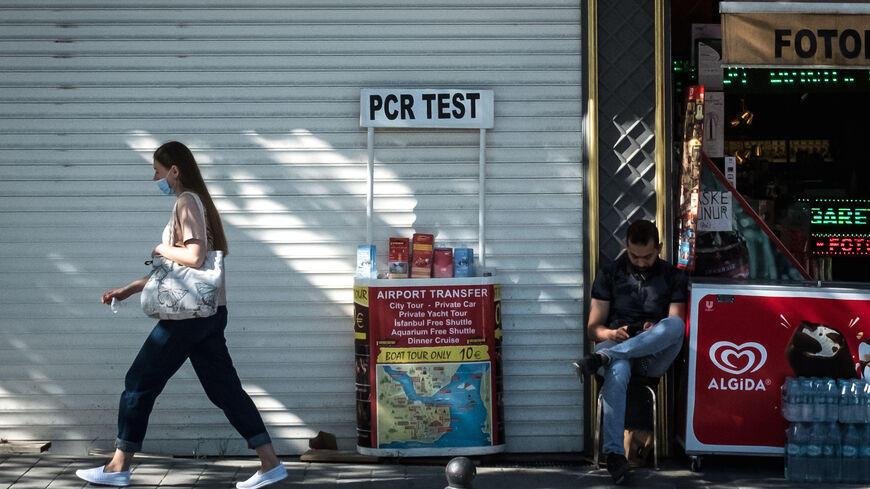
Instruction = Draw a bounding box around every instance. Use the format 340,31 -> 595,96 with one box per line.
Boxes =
361,89 -> 494,129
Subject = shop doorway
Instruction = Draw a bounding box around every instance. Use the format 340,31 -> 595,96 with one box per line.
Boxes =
671,0 -> 870,283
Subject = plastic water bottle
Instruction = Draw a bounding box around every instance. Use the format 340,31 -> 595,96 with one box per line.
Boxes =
825,378 -> 839,422
790,378 -> 803,421
839,380 -> 852,423
823,421 -> 841,482
862,382 -> 870,424
850,381 -> 864,423
805,422 -> 824,482
786,422 -> 807,481
842,424 -> 861,483
782,377 -> 794,421
785,423 -> 799,480
861,424 -> 870,483
800,378 -> 814,422
812,378 -> 827,421
858,424 -> 870,482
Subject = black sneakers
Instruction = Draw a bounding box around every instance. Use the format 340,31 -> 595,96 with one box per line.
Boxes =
606,452 -> 630,485
573,352 -> 605,380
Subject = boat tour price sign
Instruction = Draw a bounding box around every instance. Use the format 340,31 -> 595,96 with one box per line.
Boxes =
354,278 -> 504,456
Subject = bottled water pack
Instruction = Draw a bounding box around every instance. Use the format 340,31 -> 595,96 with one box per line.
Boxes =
783,377 -> 870,482
781,376 -> 870,424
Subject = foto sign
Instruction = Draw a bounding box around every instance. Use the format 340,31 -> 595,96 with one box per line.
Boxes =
721,3 -> 870,67
360,89 -> 494,129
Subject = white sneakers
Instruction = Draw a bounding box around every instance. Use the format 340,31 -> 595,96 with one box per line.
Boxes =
75,461 -> 287,488
75,465 -> 131,487
236,462 -> 288,489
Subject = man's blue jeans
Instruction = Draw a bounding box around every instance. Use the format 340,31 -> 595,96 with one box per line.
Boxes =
594,315 -> 685,456
115,306 -> 271,453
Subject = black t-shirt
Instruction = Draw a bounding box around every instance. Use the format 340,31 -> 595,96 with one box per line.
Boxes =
590,254 -> 688,329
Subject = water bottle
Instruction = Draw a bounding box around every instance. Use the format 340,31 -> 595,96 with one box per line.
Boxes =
839,379 -> 852,423
825,378 -> 839,422
811,378 -> 826,421
790,378 -> 803,421
850,381 -> 864,423
805,422 -> 824,482
785,423 -> 799,480
782,377 -> 794,421
861,424 -> 870,483
787,422 -> 808,481
862,381 -> 870,424
842,423 -> 861,483
798,377 -> 813,421
823,421 -> 841,482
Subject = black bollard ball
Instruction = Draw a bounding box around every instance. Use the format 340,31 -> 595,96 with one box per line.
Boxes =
444,456 -> 476,489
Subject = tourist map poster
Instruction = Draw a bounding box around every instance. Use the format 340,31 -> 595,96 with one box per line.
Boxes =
354,278 -> 504,456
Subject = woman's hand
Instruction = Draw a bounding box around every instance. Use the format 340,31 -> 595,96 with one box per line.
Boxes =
102,278 -> 147,304
102,286 -> 134,305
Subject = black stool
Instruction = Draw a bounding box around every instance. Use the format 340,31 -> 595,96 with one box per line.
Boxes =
592,374 -> 659,470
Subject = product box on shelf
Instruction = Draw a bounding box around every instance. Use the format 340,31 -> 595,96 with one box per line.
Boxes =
433,248 -> 453,278
388,237 -> 410,279
410,233 -> 434,278
356,245 -> 376,279
454,248 -> 474,277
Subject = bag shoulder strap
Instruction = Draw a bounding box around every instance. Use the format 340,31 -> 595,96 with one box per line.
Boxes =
169,192 -> 208,247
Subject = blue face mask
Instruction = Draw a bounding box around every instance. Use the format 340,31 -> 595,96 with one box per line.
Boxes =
156,178 -> 173,196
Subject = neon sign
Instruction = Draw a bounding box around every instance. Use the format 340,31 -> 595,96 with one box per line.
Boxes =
803,198 -> 870,256
810,206 -> 870,226
806,200 -> 870,225
810,234 -> 870,256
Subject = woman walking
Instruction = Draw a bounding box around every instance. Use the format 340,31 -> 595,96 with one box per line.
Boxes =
76,141 -> 287,489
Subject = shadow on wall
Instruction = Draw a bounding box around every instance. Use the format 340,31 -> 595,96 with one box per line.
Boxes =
0,128 -> 421,456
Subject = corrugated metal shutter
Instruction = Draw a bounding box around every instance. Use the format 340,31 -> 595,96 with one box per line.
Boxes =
0,1 -> 584,455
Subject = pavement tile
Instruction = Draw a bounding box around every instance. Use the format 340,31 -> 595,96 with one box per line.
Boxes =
2,457 -> 36,488
119,465 -> 165,487
155,461 -> 205,487
278,462 -> 307,483
7,458 -> 69,489
196,461 -> 241,488
43,461 -> 87,489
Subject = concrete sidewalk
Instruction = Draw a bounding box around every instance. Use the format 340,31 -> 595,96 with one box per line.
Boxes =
0,452 -> 800,489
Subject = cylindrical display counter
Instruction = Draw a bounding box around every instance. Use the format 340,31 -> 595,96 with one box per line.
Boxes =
354,277 -> 505,456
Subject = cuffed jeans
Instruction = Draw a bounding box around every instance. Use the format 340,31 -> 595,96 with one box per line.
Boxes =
594,315 -> 685,456
115,306 -> 271,453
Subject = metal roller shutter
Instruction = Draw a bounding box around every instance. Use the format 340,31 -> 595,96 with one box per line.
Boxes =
0,0 -> 584,455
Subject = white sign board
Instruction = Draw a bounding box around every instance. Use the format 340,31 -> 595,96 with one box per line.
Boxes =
698,191 -> 733,232
724,156 -> 737,189
704,91 -> 724,158
360,89 -> 494,128
698,42 -> 723,91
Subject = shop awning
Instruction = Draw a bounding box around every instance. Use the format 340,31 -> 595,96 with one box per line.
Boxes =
721,1 -> 870,67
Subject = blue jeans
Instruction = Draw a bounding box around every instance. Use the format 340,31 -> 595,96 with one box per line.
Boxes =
115,306 -> 271,453
594,315 -> 685,456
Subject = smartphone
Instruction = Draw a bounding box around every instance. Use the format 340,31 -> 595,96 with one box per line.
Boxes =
626,321 -> 644,337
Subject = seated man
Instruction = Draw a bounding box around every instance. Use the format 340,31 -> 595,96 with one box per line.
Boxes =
576,219 -> 688,485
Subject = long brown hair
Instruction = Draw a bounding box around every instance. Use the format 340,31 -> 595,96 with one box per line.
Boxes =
153,141 -> 229,255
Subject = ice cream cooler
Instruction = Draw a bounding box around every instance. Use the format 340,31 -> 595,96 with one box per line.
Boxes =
681,281 -> 870,463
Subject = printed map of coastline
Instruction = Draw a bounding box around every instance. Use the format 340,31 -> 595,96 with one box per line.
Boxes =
377,362 -> 492,448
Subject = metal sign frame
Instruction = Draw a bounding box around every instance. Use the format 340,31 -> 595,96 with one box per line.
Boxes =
361,88 -> 495,273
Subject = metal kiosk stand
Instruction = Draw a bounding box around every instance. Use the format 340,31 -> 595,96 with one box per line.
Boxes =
353,89 -> 505,456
